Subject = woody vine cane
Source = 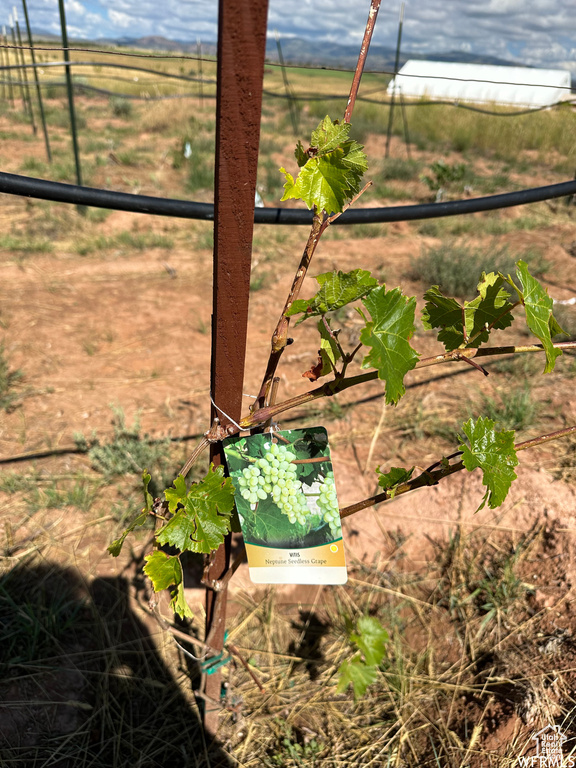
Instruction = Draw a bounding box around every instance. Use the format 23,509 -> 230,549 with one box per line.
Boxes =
108,0 -> 576,723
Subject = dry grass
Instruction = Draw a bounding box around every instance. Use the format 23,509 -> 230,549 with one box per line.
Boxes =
3,479 -> 574,767
210,523 -> 576,767
0,560 -> 232,767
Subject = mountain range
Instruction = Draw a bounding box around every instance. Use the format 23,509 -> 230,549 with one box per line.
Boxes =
92,34 -> 522,72
34,32 -> 574,89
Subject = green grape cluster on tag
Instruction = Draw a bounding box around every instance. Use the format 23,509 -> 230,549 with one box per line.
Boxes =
317,471 -> 340,537
237,441 -> 310,524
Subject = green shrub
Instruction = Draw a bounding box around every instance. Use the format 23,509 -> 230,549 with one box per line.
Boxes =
75,406 -> 177,494
0,344 -> 23,412
408,241 -> 547,298
421,160 -> 468,192
473,384 -> 540,432
109,97 -> 133,118
380,157 -> 419,181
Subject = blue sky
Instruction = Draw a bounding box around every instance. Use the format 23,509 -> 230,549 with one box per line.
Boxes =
4,0 -> 576,74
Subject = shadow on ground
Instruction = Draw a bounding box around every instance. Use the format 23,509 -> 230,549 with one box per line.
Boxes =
0,562 -> 234,767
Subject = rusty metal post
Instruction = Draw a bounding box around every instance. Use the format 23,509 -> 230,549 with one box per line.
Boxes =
203,0 -> 269,735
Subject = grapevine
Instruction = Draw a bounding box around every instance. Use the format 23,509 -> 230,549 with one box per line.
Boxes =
106,3 -> 576,716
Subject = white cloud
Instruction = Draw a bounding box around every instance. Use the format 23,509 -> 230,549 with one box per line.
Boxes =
0,0 -> 572,74
107,9 -> 132,29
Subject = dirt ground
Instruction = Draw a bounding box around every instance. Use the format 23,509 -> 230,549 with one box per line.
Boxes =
2,92 -> 576,765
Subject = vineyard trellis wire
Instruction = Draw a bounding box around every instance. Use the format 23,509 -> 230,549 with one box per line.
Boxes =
1,40 -> 575,90
0,51 -> 574,111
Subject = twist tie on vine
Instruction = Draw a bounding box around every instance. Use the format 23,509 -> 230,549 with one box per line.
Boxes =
172,637 -> 208,663
209,394 -> 242,432
200,632 -> 232,675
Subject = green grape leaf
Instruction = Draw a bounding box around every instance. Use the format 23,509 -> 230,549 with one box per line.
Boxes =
280,116 -> 367,213
514,260 -> 563,373
465,272 -> 514,345
302,320 -> 340,382
280,154 -> 350,214
421,286 -> 463,350
549,313 -> 565,339
156,464 -> 235,553
230,509 -> 242,534
359,286 -> 419,405
142,470 -> 154,512
422,274 -> 514,352
286,269 -> 378,324
337,656 -> 379,700
164,474 -> 187,514
143,550 -> 182,592
310,115 -> 351,154
351,617 -> 388,666
459,416 -> 518,511
294,140 -> 307,167
318,319 -> 342,377
170,581 -> 194,619
376,466 -> 415,498
108,508 -> 148,557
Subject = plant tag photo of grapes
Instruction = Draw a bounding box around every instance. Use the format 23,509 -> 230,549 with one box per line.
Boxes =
223,427 -> 347,585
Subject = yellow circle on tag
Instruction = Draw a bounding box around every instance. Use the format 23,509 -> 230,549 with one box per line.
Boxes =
330,544 -> 339,553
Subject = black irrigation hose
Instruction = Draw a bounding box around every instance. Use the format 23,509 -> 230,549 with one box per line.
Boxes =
1,171 -> 575,225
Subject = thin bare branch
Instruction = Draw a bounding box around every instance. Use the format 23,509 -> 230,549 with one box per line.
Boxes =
240,341 -> 576,431
343,0 -> 382,124
252,213 -> 324,410
227,641 -> 266,693
178,435 -> 210,478
252,2 -> 383,413
323,180 -> 373,229
458,355 -> 489,376
339,424 -> 576,519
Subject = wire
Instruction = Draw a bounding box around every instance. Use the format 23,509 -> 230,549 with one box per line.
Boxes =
0,80 -> 209,101
1,77 -> 572,115
1,171 -> 575,225
0,42 -> 211,62
1,43 -> 574,92
1,58 -> 216,84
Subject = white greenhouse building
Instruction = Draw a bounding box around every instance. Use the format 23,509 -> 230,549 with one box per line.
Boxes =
387,60 -> 571,108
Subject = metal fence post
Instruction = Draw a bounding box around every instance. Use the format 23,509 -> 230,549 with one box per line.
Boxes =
21,0 -> 52,161
58,0 -> 83,199
203,0 -> 269,736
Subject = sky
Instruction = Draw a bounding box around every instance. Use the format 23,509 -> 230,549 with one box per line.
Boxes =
3,0 -> 576,75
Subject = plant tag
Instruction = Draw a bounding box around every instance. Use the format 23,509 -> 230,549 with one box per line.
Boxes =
223,427 -> 347,585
